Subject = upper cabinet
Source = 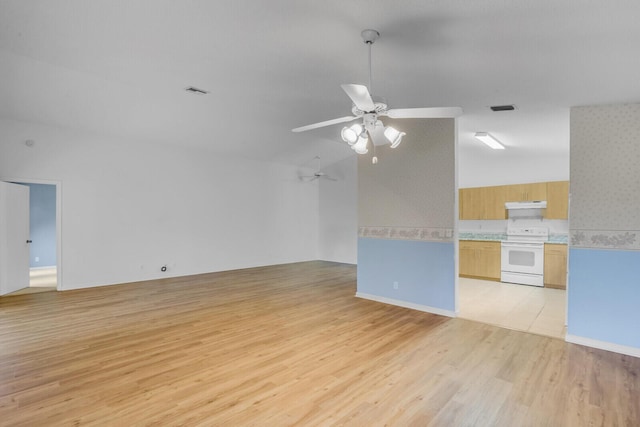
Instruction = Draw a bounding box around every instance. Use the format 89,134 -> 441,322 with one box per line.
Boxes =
545,181 -> 570,219
459,180 -> 569,220
505,182 -> 547,202
459,186 -> 507,220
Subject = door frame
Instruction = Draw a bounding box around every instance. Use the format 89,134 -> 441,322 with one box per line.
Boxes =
1,177 -> 62,291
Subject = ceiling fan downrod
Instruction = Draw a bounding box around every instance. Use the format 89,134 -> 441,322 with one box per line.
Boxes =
361,29 -> 380,95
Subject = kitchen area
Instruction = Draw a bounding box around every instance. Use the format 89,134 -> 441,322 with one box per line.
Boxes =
457,180 -> 569,339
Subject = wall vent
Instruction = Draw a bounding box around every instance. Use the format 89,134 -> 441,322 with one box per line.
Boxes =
185,86 -> 209,95
490,104 -> 516,111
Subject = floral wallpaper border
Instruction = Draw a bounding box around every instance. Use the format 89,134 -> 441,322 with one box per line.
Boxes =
570,229 -> 640,250
359,226 -> 454,242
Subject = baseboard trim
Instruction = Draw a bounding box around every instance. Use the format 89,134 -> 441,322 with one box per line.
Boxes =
355,292 -> 456,318
565,334 -> 640,358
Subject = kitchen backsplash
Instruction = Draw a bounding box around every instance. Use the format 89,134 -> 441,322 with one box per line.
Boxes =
460,219 -> 569,235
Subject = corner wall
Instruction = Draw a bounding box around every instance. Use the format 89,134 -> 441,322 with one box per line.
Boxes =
567,104 -> 640,356
356,118 -> 456,316
318,155 -> 357,264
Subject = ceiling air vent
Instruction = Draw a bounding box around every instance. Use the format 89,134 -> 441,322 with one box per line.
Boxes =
490,104 -> 516,111
185,86 -> 209,95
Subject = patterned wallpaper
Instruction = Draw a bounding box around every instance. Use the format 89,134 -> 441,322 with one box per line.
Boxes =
358,118 -> 455,242
570,104 -> 640,250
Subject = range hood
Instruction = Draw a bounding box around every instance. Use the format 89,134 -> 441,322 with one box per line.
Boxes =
505,201 -> 547,219
505,201 -> 547,210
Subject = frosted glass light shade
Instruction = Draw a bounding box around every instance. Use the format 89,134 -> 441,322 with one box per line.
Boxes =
341,124 -> 364,145
384,126 -> 406,148
351,135 -> 369,154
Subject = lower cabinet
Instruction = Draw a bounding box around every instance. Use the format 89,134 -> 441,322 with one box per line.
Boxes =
544,243 -> 568,289
459,240 -> 501,281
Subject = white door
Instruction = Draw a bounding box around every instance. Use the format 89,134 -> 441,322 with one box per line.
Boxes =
0,182 -> 30,295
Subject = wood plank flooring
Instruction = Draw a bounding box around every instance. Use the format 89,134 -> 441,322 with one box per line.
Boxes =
0,261 -> 638,426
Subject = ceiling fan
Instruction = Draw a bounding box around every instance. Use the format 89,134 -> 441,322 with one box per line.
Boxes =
292,29 -> 462,160
300,156 -> 337,182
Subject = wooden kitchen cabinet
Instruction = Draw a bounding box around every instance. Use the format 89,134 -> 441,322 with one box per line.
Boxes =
545,181 -> 570,219
482,185 -> 507,219
459,186 -> 507,220
459,180 -> 569,220
505,182 -> 547,202
544,243 -> 567,289
459,240 -> 501,281
459,188 -> 481,220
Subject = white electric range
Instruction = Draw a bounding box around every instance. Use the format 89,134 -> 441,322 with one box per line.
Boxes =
501,226 -> 548,286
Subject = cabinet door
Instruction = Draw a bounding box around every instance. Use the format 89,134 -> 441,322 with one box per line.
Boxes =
505,182 -> 547,202
475,242 -> 501,279
459,241 -> 478,276
505,184 -> 527,202
546,181 -> 569,219
544,244 -> 567,289
524,182 -> 547,201
459,240 -> 501,280
482,186 -> 507,219
459,187 -> 484,220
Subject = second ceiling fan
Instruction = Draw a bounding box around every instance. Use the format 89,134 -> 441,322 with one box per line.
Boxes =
292,29 -> 462,159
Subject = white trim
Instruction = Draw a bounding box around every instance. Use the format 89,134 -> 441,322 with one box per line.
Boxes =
355,292 -> 456,318
565,334 -> 640,358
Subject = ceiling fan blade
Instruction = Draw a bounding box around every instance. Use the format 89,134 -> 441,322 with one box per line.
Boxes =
386,107 -> 463,119
341,84 -> 376,112
292,116 -> 356,132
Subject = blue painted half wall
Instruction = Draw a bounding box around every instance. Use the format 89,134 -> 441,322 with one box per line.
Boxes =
568,248 -> 640,349
357,238 -> 455,314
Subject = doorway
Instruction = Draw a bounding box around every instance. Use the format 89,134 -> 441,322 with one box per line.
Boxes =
1,179 -> 62,296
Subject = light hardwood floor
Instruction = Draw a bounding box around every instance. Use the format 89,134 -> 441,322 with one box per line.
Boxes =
458,277 -> 566,339
0,261 -> 638,426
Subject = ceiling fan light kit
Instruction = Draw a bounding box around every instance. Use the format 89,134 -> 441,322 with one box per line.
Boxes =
352,135 -> 369,154
341,123 -> 364,145
292,29 -> 463,163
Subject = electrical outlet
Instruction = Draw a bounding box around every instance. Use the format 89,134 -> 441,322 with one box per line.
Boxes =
35,256 -> 39,262
393,281 -> 399,290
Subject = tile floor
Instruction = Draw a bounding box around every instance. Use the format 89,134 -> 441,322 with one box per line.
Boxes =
2,267 -> 57,297
458,277 -> 566,339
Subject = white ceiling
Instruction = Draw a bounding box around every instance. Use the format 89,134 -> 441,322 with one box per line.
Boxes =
1,1 -> 639,168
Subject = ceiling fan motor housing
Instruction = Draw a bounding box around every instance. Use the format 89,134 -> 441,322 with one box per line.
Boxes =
351,96 -> 388,116
361,29 -> 380,44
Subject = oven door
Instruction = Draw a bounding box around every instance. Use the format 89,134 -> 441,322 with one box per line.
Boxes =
501,242 -> 544,275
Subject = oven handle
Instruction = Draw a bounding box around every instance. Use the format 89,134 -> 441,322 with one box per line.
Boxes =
501,242 -> 545,248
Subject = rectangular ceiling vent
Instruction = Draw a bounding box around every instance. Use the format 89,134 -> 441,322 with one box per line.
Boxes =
185,86 -> 209,95
490,104 -> 516,112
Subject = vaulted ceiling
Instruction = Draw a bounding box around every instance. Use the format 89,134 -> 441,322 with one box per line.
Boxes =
1,1 -> 639,168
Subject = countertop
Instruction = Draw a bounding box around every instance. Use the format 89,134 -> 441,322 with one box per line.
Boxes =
459,232 -> 568,244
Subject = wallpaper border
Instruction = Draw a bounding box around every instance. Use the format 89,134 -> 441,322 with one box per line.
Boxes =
358,226 -> 454,242
570,229 -> 639,250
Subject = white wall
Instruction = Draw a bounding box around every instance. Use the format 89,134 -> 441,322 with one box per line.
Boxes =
458,149 -> 569,188
318,155 -> 357,264
0,118 -> 319,290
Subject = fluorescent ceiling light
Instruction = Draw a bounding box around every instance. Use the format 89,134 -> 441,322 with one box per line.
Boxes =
474,132 -> 505,150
